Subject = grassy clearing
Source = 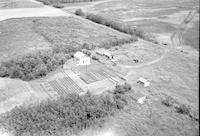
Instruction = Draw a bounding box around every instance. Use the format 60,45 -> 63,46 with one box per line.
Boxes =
0,84 -> 131,136
78,11 -> 157,43
127,19 -> 177,34
0,17 -> 134,81
182,21 -> 199,50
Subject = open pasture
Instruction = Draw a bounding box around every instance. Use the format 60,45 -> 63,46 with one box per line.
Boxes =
126,19 -> 177,34
109,39 -> 165,66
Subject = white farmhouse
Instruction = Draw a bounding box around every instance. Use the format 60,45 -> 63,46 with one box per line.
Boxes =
74,51 -> 90,65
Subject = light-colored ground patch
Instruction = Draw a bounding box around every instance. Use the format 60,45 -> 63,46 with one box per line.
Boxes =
0,129 -> 12,136
0,6 -> 70,21
0,78 -> 44,114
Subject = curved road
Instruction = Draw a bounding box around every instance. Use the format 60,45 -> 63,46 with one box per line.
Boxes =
119,8 -> 198,75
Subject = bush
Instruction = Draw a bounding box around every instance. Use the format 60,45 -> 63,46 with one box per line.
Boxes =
112,83 -> 131,109
52,3 -> 64,8
100,36 -> 137,49
91,55 -> 99,61
75,9 -> 85,16
175,104 -> 191,115
0,51 -> 69,81
161,96 -> 176,107
1,85 -> 129,136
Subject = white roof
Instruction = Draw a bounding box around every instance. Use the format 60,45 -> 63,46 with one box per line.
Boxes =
103,51 -> 112,56
138,77 -> 148,83
138,77 -> 150,87
74,51 -> 86,59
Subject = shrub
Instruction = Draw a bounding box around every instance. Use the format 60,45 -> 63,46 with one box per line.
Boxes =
75,9 -> 85,16
113,83 -> 131,95
91,55 -> 99,61
52,3 -> 64,8
161,96 -> 176,107
1,85 -> 129,136
0,51 -> 70,81
112,83 -> 131,109
100,36 -> 137,49
175,104 -> 191,115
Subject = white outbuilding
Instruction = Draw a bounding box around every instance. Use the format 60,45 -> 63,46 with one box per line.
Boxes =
103,51 -> 113,59
74,51 -> 90,65
137,77 -> 150,87
133,91 -> 146,104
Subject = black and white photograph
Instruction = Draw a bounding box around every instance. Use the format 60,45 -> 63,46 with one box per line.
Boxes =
0,0 -> 199,135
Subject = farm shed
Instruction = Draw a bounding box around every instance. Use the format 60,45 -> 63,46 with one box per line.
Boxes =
103,51 -> 113,59
133,91 -> 146,104
137,77 -> 150,87
74,51 -> 90,65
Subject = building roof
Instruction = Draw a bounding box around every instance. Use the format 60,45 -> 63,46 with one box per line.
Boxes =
103,51 -> 112,57
138,77 -> 148,83
74,51 -> 86,59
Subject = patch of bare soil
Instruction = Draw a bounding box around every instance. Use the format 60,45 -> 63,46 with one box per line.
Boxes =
0,78 -> 45,114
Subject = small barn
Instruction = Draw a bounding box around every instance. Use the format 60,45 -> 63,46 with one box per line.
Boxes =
74,51 -> 90,65
137,77 -> 150,87
133,91 -> 146,104
103,51 -> 113,59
